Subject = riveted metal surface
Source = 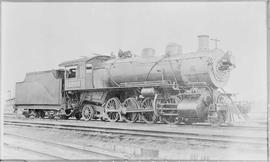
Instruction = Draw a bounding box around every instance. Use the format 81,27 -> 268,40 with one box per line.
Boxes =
15,70 -> 63,105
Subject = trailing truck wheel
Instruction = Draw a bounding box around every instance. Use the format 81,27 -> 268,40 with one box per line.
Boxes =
75,112 -> 82,120
82,104 -> 94,121
162,96 -> 182,125
105,98 -> 121,122
141,98 -> 158,124
65,109 -> 72,116
122,97 -> 139,123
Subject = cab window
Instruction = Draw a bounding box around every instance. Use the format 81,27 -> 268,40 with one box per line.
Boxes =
86,63 -> 92,73
66,66 -> 77,78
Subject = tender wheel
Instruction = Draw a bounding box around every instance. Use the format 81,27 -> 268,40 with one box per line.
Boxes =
162,96 -> 182,124
141,98 -> 158,124
122,97 -> 139,123
82,104 -> 94,121
48,111 -> 56,119
29,110 -> 37,119
37,110 -> 45,118
105,97 -> 121,122
22,110 -> 30,118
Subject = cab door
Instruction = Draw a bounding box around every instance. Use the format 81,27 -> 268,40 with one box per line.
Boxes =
85,63 -> 93,89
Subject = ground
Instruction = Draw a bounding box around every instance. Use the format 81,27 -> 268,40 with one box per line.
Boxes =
2,111 -> 268,160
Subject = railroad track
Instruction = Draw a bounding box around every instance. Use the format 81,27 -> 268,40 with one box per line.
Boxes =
4,113 -> 266,131
5,112 -> 266,128
4,120 -> 267,149
4,132 -> 129,160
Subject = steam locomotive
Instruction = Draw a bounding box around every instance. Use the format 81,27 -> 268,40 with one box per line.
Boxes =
15,35 -> 236,124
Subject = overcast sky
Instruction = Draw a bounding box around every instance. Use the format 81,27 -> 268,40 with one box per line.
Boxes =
1,2 -> 267,106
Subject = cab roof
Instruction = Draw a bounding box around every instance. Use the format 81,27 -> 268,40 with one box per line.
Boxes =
59,55 -> 112,67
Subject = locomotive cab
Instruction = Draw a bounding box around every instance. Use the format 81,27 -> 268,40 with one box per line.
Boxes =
59,55 -> 113,91
59,57 -> 93,91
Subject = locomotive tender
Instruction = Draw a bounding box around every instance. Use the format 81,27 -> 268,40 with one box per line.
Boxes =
15,35 -> 235,124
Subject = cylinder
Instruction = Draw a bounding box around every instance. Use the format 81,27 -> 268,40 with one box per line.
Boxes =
198,35 -> 209,51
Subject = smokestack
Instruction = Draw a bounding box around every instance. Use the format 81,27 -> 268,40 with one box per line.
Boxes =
198,35 -> 209,51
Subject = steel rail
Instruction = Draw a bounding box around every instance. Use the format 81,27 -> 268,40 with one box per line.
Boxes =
4,113 -> 266,130
4,120 -> 267,148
